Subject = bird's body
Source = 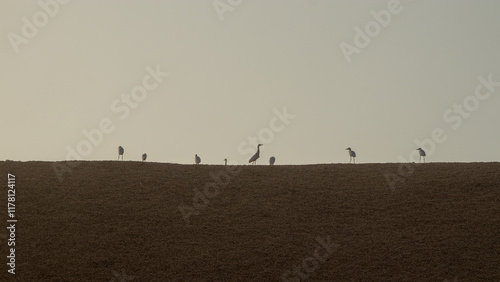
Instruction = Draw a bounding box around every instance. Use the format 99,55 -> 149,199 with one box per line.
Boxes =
269,156 -> 276,165
417,148 -> 426,163
249,144 -> 263,165
195,154 -> 201,165
346,147 -> 356,164
118,146 -> 124,161
142,153 -> 147,162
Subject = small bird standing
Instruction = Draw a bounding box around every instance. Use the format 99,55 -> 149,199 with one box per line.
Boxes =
269,156 -> 276,165
248,144 -> 263,165
142,153 -> 147,162
118,146 -> 124,161
417,148 -> 426,163
195,154 -> 201,165
346,147 -> 356,164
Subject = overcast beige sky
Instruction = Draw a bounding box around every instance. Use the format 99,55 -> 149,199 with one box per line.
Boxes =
1,0 -> 499,164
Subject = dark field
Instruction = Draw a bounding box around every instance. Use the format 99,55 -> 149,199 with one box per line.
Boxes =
1,161 -> 499,281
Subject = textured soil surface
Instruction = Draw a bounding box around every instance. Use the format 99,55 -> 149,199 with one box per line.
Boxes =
1,161 -> 499,281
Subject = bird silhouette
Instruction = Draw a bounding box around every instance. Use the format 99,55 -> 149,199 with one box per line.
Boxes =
346,147 -> 356,164
269,156 -> 276,165
118,146 -> 124,161
249,144 -> 263,165
417,148 -> 426,163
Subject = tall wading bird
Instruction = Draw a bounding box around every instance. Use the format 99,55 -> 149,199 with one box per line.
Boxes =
269,156 -> 276,165
346,147 -> 356,164
248,144 -> 263,165
142,153 -> 147,162
118,146 -> 124,161
417,148 -> 426,163
195,154 -> 201,165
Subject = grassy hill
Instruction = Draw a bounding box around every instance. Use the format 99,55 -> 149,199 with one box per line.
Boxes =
1,161 -> 499,281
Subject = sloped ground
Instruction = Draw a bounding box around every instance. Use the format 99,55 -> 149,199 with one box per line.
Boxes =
0,161 -> 499,281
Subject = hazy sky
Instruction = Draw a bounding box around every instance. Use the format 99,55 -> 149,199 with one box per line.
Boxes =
1,0 -> 500,164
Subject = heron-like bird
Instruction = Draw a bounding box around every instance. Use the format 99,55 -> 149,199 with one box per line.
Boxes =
269,156 -> 276,165
346,147 -> 356,164
142,153 -> 147,162
195,154 -> 201,165
417,148 -> 426,163
224,158 -> 227,166
248,144 -> 263,165
118,146 -> 124,161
